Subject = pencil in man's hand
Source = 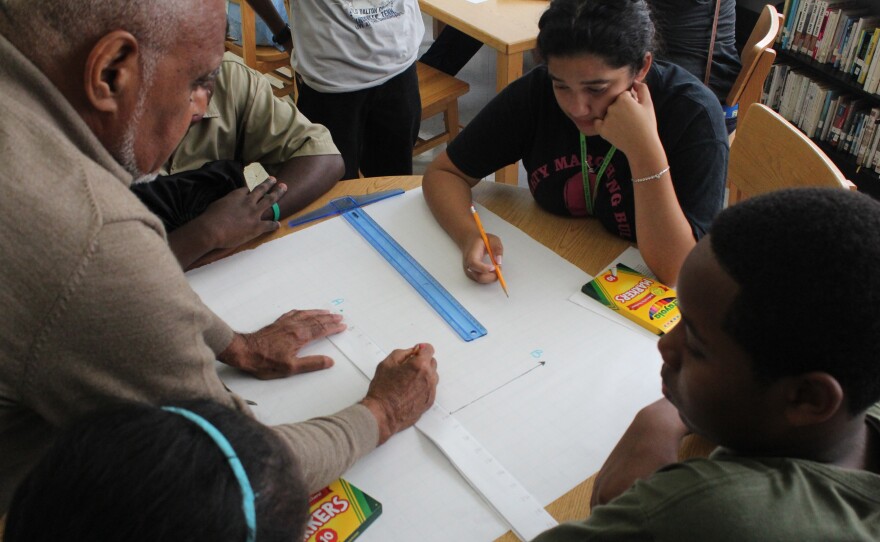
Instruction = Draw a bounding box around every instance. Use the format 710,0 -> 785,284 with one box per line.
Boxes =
470,205 -> 509,297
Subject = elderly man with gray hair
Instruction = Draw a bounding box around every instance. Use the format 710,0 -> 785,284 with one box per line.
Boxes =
0,0 -> 439,512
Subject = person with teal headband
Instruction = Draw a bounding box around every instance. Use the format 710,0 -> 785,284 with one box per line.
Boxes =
422,0 -> 728,285
4,400 -> 310,542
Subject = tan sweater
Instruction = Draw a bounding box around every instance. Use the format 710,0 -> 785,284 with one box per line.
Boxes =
0,33 -> 377,512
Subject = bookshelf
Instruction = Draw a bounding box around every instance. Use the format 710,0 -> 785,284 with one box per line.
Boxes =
764,0 -> 880,199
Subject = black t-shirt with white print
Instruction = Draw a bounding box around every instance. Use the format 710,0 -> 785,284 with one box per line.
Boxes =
446,60 -> 728,242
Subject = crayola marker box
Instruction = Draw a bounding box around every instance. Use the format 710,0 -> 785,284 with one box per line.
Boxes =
304,479 -> 382,542
581,263 -> 681,335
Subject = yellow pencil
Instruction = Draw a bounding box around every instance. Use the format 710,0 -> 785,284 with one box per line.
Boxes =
404,344 -> 421,363
470,205 -> 509,297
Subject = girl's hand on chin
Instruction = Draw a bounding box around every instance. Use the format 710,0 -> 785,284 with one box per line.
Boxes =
594,81 -> 661,156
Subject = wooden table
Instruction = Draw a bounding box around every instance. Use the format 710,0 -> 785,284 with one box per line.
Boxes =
418,0 -> 547,185
217,176 -> 625,540
218,175 -> 630,276
0,178 -> 710,541
200,176 -> 715,541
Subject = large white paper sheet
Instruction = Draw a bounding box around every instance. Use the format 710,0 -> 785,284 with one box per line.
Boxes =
187,189 -> 663,541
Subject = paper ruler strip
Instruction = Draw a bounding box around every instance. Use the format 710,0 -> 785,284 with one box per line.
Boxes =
330,326 -> 558,541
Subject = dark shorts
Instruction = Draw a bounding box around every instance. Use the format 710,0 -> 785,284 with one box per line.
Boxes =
132,160 -> 246,233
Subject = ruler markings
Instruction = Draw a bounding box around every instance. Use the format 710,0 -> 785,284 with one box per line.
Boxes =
336,202 -> 486,342
330,327 -> 558,541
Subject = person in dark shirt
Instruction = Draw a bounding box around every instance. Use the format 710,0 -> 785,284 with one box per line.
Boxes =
534,188 -> 880,541
423,0 -> 727,285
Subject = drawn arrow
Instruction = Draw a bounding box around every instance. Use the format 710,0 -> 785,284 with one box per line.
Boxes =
451,361 -> 546,414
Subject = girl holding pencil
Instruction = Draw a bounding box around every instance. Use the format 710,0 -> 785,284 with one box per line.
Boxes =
422,0 -> 728,285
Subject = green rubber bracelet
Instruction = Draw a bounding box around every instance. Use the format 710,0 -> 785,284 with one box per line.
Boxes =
271,203 -> 280,222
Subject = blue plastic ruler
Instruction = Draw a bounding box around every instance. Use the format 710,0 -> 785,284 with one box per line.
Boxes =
330,196 -> 487,342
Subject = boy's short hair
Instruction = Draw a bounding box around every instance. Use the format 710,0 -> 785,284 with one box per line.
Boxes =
710,188 -> 880,413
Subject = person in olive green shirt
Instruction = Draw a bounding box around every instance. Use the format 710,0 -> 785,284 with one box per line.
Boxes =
133,53 -> 345,268
533,187 -> 880,541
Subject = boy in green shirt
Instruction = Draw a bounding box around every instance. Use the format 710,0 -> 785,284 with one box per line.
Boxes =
534,187 -> 880,541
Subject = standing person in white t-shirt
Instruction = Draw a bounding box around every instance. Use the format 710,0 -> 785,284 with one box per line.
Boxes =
247,0 -> 424,180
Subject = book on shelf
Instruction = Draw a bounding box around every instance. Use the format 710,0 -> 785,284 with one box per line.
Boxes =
865,124 -> 880,169
868,117 -> 880,169
833,99 -> 866,153
819,6 -> 852,62
845,17 -> 879,74
821,95 -> 839,139
852,28 -> 873,79
818,89 -> 842,138
858,27 -> 880,84
779,70 -> 803,121
856,107 -> 878,156
765,64 -> 790,111
804,0 -> 828,55
833,14 -> 858,67
864,38 -> 880,92
808,84 -> 832,136
856,106 -> 880,161
762,64 -> 776,105
842,21 -> 864,72
840,98 -> 866,150
781,0 -> 802,49
841,108 -> 865,153
816,5 -> 842,61
796,73 -> 814,121
829,95 -> 853,147
812,1 -> 855,58
792,0 -> 817,53
797,80 -> 819,128
831,9 -> 872,68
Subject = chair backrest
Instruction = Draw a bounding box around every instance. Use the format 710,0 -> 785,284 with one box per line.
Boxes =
225,0 -> 295,98
726,5 -> 782,124
727,103 -> 855,204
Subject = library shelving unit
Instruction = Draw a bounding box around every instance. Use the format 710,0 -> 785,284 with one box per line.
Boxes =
775,47 -> 880,198
769,0 -> 880,199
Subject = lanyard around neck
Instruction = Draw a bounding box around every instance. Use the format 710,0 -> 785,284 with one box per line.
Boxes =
580,133 -> 616,216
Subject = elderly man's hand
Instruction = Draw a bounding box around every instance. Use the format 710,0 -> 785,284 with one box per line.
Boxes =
361,344 -> 439,444
219,309 -> 346,378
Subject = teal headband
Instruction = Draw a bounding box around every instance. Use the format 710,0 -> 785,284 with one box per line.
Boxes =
162,406 -> 257,542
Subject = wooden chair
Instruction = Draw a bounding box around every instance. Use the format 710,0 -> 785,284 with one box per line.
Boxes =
727,103 -> 856,205
225,0 -> 296,98
725,4 -> 783,144
413,62 -> 470,156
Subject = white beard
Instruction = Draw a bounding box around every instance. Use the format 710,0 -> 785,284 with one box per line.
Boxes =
112,66 -> 161,184
130,172 -> 160,184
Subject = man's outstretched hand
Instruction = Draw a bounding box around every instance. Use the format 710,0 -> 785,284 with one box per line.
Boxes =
219,309 -> 346,378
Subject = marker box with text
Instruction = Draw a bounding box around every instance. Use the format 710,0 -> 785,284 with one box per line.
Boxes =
581,263 -> 681,335
304,479 -> 381,542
